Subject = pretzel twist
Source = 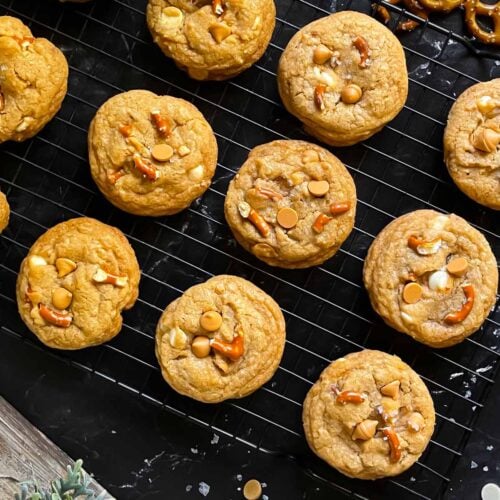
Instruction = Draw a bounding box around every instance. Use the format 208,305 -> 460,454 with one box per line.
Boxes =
465,0 -> 500,44
419,0 -> 462,12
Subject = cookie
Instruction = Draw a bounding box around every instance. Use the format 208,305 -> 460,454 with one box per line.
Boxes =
303,350 -> 435,480
444,78 -> 500,210
224,140 -> 356,268
146,0 -> 276,81
363,210 -> 498,348
88,90 -> 218,216
0,191 -> 10,233
16,217 -> 141,350
277,11 -> 408,147
155,274 -> 286,403
0,16 -> 68,143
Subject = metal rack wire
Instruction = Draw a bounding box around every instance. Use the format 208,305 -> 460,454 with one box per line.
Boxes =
0,0 -> 498,498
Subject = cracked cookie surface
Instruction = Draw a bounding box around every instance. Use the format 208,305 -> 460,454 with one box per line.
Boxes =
146,0 -> 276,80
444,78 -> 500,210
88,89 -> 218,216
16,217 -> 140,350
363,210 -> 498,348
277,11 -> 408,146
303,350 -> 435,480
224,140 -> 356,268
0,191 -> 9,233
0,16 -> 68,143
155,275 -> 286,403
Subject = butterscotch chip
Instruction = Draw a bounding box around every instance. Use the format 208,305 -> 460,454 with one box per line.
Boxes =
243,479 -> 262,500
444,78 -> 500,209
303,350 -> 435,479
0,16 -> 68,143
200,310 -> 222,331
313,45 -> 333,65
88,90 -> 217,216
151,143 -> 174,162
52,287 -> 72,310
278,11 -> 408,147
225,140 -> 356,269
155,275 -> 286,403
16,218 -> 141,350
402,282 -> 422,304
363,210 -> 497,348
446,257 -> 468,276
146,0 -> 276,81
277,207 -> 298,229
307,180 -> 330,197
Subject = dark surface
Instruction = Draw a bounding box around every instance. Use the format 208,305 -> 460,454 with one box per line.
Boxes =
0,0 -> 499,499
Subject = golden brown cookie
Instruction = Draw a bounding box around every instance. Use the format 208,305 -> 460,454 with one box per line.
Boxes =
146,0 -> 276,81
444,78 -> 500,210
16,217 -> 141,350
303,350 -> 435,480
363,210 -> 498,348
224,140 -> 356,268
88,90 -> 218,216
0,191 -> 10,233
0,16 -> 68,143
155,275 -> 286,403
277,11 -> 408,147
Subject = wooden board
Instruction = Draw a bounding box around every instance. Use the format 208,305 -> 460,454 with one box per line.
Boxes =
0,396 -> 111,498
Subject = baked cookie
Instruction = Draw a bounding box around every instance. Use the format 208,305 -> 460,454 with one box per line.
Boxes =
0,191 -> 10,233
277,11 -> 408,147
0,16 -> 68,143
303,350 -> 435,480
363,210 -> 498,348
444,78 -> 500,210
224,140 -> 356,268
89,90 -> 218,216
16,217 -> 141,350
146,0 -> 276,81
155,274 -> 286,403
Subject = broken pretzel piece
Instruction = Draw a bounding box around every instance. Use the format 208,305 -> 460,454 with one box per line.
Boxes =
107,169 -> 126,185
93,268 -> 128,288
382,427 -> 402,462
211,333 -> 244,361
444,283 -> 474,324
255,187 -> 283,201
336,390 -> 366,405
353,36 -> 371,68
314,84 -> 327,111
39,303 -> 72,328
151,109 -> 172,137
133,154 -> 159,181
212,0 -> 225,16
238,201 -> 271,237
407,235 -> 441,255
313,213 -> 332,233
330,202 -> 351,215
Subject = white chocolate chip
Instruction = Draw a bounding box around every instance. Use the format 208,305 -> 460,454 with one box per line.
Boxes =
238,201 -> 251,219
401,312 -> 415,324
416,239 -> 442,255
251,15 -> 261,30
428,270 -> 451,291
16,117 -> 34,132
169,327 -> 187,349
161,6 -> 184,29
178,145 -> 191,157
188,165 -> 204,182
313,67 -> 337,88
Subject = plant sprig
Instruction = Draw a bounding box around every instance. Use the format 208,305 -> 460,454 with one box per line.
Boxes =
15,459 -> 108,500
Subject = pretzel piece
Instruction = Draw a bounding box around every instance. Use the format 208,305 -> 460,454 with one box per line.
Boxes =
465,0 -> 500,45
419,0 -> 462,12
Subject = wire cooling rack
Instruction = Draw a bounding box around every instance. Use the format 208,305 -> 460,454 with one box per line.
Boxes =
0,0 -> 499,498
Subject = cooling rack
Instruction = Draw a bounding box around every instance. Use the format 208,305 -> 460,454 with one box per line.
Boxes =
0,0 -> 498,498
